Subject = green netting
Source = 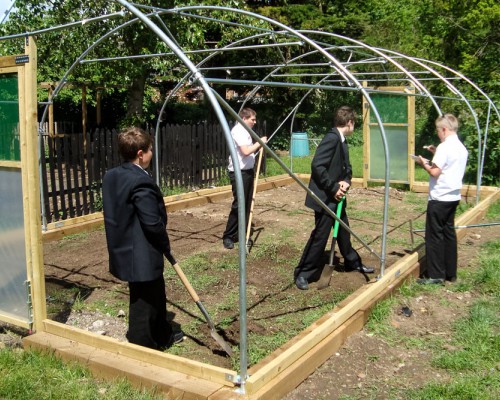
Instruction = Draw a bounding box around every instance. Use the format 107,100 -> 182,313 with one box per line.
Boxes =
0,73 -> 20,161
369,125 -> 409,181
369,93 -> 407,124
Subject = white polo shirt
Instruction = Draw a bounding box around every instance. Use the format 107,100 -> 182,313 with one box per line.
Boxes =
429,134 -> 468,201
228,122 -> 255,172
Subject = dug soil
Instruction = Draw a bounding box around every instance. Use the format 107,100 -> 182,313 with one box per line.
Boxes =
36,181 -> 497,398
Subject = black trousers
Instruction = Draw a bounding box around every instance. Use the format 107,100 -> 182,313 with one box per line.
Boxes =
425,200 -> 460,280
223,169 -> 255,241
127,276 -> 172,349
295,208 -> 362,282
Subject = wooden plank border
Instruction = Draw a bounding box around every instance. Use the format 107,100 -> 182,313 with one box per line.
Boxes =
33,178 -> 498,398
42,174 -> 299,241
24,331 -> 225,400
42,176 -> 494,242
243,187 -> 498,396
38,319 -> 237,387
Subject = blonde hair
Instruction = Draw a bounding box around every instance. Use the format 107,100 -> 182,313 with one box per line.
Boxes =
436,114 -> 459,132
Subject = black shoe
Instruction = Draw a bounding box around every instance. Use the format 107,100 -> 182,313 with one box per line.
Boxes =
223,238 -> 234,249
167,330 -> 185,347
295,276 -> 309,290
348,264 -> 375,274
446,276 -> 457,282
417,278 -> 444,285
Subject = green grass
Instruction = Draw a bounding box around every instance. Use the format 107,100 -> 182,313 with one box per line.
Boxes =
366,237 -> 500,399
349,145 -> 363,177
264,153 -> 313,176
82,297 -> 128,316
161,185 -> 191,196
0,349 -> 163,399
58,232 -> 89,248
404,373 -> 500,400
264,145 -> 364,178
45,286 -> 94,318
165,253 -> 220,291
365,295 -> 398,338
414,165 -> 429,182
486,199 -> 500,219
405,191 -> 428,213
263,144 -> 431,182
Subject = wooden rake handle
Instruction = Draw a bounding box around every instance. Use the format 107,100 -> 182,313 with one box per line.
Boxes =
246,148 -> 264,244
171,262 -> 200,303
166,252 -> 200,302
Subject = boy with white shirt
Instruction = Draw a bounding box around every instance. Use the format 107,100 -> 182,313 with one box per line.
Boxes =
415,114 -> 468,284
222,108 -> 267,249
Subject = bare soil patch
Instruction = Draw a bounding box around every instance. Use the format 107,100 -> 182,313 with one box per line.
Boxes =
285,213 -> 497,399
31,181 -> 495,397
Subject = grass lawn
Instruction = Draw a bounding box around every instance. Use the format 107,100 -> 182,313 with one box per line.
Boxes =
263,145 -> 430,182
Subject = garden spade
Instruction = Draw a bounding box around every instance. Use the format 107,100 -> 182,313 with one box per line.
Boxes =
166,253 -> 233,356
317,196 -> 345,290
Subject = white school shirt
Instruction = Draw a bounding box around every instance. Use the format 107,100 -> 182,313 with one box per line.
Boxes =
228,122 -> 255,172
429,134 -> 468,201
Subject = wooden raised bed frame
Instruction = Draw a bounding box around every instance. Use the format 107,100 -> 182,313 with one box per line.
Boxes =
25,176 -> 499,399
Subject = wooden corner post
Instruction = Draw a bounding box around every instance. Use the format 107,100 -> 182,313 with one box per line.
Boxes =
22,36 -> 47,331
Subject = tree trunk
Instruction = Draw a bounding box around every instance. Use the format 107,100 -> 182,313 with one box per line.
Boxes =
127,73 -> 146,121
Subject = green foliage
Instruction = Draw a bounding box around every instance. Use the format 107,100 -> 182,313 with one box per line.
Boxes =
0,0 -> 496,182
254,1 -> 371,36
91,182 -> 103,211
163,102 -> 211,124
462,117 -> 499,186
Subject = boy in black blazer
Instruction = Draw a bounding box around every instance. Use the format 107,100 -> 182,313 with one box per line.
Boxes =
103,127 -> 183,349
294,106 -> 374,290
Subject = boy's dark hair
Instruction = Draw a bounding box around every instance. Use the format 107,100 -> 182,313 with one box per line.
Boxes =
239,107 -> 256,119
117,127 -> 152,162
334,106 -> 356,127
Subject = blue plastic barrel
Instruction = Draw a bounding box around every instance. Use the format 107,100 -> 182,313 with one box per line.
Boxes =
290,132 -> 310,157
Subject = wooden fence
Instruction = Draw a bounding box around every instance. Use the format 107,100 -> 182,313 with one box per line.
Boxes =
39,122 -> 266,224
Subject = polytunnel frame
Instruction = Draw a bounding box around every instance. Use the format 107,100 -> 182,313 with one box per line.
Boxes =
0,1 -> 496,394
125,6 -> 396,385
195,29 -> 496,206
150,20 -> 497,275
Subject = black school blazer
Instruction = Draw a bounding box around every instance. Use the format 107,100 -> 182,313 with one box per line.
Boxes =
305,128 -> 352,213
103,162 -> 171,282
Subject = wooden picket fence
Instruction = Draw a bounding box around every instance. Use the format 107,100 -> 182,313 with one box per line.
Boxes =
39,122 -> 266,224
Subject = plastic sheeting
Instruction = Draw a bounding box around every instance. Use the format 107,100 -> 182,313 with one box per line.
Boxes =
0,168 -> 29,323
0,71 -> 29,323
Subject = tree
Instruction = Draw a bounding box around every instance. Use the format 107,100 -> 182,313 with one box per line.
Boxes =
0,1 -> 496,183
0,0 -> 204,126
